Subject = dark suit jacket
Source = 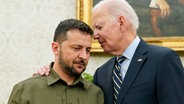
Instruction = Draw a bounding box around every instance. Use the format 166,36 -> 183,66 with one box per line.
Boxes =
93,39 -> 184,104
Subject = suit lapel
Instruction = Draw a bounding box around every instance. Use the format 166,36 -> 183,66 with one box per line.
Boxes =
117,40 -> 148,104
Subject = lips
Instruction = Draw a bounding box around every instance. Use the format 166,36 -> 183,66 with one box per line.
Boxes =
99,40 -> 105,47
75,61 -> 86,67
98,38 -> 103,43
77,63 -> 85,66
75,63 -> 86,70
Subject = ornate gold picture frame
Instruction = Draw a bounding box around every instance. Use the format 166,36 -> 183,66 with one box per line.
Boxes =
76,0 -> 184,52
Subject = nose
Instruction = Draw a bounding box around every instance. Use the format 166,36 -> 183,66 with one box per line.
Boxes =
79,50 -> 88,59
93,30 -> 100,40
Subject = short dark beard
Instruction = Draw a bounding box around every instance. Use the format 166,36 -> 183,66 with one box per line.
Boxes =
58,50 -> 86,77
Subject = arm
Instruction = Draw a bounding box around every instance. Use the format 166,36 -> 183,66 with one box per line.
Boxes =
156,0 -> 171,18
179,0 -> 184,4
33,64 -> 50,76
8,84 -> 22,104
157,50 -> 184,104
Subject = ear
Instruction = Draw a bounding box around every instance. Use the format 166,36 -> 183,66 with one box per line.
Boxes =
118,16 -> 126,32
52,42 -> 60,55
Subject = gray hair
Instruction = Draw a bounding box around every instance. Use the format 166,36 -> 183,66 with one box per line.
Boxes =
92,0 -> 139,30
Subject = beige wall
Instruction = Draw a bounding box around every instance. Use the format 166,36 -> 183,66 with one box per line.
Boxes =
0,0 -> 76,103
0,1 -> 184,104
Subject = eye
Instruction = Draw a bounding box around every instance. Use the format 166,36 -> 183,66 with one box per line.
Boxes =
73,47 -> 81,51
97,26 -> 102,30
86,48 -> 91,53
95,25 -> 103,30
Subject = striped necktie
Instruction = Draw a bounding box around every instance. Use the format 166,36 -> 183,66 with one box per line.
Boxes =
112,55 -> 126,104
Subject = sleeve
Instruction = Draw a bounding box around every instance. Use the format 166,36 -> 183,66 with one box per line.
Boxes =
93,68 -> 98,85
157,50 -> 184,104
7,84 -> 22,104
149,0 -> 159,8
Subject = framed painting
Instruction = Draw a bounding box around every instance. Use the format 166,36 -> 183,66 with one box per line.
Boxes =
76,0 -> 184,52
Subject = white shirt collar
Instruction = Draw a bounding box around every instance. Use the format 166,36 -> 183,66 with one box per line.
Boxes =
123,36 -> 140,60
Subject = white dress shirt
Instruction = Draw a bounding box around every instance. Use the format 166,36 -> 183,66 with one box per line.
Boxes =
120,36 -> 140,80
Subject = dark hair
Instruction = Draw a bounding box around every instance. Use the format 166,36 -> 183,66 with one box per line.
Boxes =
53,19 -> 93,43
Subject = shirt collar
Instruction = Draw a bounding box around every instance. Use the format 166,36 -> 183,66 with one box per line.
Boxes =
46,62 -> 90,89
123,36 -> 140,60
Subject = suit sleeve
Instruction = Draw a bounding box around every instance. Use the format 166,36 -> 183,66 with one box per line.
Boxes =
93,68 -> 99,85
157,50 -> 184,104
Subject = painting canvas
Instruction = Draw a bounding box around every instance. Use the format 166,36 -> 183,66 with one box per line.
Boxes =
76,0 -> 184,52
93,0 -> 184,37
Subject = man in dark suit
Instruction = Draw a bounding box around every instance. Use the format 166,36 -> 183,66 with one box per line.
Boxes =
92,0 -> 184,104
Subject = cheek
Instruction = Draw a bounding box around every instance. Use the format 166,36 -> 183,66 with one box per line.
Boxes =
61,52 -> 75,64
86,55 -> 90,62
64,57 -> 75,67
103,25 -> 118,37
99,30 -> 110,40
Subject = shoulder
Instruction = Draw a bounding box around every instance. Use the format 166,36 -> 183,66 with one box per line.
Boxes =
93,57 -> 115,76
13,75 -> 46,89
147,44 -> 176,56
99,57 -> 115,68
139,39 -> 175,56
83,79 -> 103,92
145,44 -> 182,68
148,44 -> 172,52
